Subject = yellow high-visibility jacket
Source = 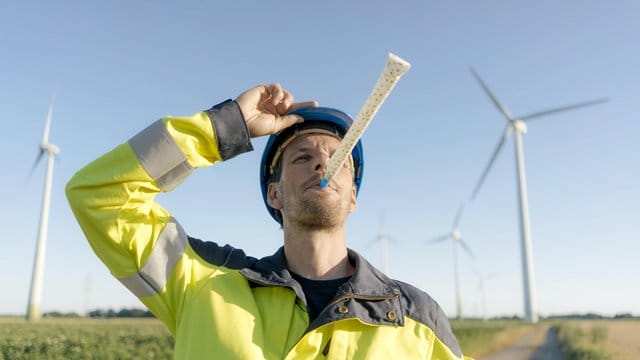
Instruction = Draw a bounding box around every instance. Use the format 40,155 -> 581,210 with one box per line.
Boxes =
66,100 -> 467,359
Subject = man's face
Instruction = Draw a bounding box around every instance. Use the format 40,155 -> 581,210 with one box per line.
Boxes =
267,133 -> 357,229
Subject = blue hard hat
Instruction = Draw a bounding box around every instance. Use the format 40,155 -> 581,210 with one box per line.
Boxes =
260,106 -> 365,224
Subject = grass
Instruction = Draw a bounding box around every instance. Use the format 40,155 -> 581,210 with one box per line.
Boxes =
3,317 -> 527,359
6,317 -> 635,359
553,321 -> 610,359
554,320 -> 640,360
598,320 -> 640,360
451,319 -> 538,358
0,317 -> 173,360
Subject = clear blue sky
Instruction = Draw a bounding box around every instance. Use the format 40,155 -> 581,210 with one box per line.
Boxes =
1,1 -> 638,318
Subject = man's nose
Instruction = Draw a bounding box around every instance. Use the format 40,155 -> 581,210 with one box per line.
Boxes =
314,154 -> 329,173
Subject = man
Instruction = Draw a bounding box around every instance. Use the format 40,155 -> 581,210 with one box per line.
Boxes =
67,83 -> 467,359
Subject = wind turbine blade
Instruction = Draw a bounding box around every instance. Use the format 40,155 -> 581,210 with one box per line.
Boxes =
518,98 -> 609,121
29,149 -> 46,178
470,126 -> 510,200
452,203 -> 465,229
460,240 -> 475,259
365,236 -> 380,250
387,234 -> 400,246
470,67 -> 513,121
42,95 -> 56,145
427,234 -> 451,244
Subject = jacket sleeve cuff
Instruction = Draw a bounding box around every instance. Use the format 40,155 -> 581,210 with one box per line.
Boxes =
205,99 -> 254,161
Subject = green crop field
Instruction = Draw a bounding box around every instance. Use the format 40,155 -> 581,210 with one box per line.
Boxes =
3,317 -> 637,359
0,317 -> 537,359
451,319 -> 538,358
0,317 -> 173,359
1,317 -> 528,359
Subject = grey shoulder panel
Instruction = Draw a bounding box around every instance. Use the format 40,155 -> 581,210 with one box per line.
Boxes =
394,280 -> 462,358
187,236 -> 257,270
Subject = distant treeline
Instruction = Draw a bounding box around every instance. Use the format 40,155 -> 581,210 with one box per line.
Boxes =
43,308 -> 156,318
545,312 -> 637,320
460,313 -> 638,321
41,310 -> 637,320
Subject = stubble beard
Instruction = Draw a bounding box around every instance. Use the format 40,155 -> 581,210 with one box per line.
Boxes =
284,192 -> 346,231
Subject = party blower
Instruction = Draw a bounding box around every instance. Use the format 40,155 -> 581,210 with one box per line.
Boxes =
319,53 -> 411,189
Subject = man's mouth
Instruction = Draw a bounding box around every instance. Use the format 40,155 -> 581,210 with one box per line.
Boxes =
304,175 -> 334,191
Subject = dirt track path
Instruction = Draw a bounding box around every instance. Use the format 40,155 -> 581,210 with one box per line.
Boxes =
478,326 -> 563,360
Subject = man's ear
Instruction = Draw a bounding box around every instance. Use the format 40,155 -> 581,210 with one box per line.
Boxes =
349,184 -> 357,212
267,183 -> 283,210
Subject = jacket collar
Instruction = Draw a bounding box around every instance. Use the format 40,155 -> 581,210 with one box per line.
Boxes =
240,246 -> 403,329
241,247 -> 397,295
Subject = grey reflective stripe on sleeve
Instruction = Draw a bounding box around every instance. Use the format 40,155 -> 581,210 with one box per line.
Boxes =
118,218 -> 188,298
128,120 -> 194,191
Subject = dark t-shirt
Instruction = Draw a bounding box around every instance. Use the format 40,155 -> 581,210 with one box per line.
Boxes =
291,272 -> 351,321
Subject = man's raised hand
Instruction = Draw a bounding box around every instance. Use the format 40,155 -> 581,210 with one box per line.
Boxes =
235,83 -> 318,138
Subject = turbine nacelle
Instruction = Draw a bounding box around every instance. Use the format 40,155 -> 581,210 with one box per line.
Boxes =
512,119 -> 528,134
40,143 -> 60,155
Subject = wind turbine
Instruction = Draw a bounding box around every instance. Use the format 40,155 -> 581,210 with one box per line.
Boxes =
472,268 -> 495,322
469,68 -> 608,323
366,211 -> 397,275
26,96 -> 60,321
427,204 -> 474,320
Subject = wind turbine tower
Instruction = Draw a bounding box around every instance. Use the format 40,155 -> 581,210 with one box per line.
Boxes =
26,96 -> 60,321
473,268 -> 495,322
427,204 -> 474,320
469,68 -> 607,323
367,212 -> 396,275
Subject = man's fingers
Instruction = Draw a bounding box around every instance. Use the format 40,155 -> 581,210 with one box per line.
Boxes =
266,83 -> 285,107
288,101 -> 319,112
261,84 -> 316,115
282,88 -> 293,106
278,114 -> 304,130
273,100 -> 318,133
277,90 -> 294,114
240,84 -> 317,135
